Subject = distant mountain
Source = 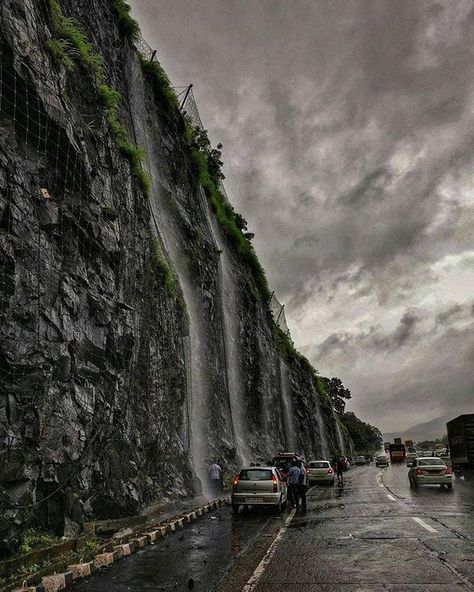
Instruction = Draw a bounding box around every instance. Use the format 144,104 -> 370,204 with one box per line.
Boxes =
383,415 -> 450,443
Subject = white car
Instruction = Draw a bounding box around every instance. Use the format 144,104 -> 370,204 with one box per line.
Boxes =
307,460 -> 335,485
408,457 -> 453,489
231,466 -> 287,512
406,452 -> 418,467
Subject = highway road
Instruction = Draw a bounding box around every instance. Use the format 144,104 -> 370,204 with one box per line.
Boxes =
72,463 -> 474,591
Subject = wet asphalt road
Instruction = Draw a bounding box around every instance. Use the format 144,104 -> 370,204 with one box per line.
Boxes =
73,464 -> 474,592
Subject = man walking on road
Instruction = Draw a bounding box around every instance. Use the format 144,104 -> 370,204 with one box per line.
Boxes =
208,461 -> 222,498
287,460 -> 301,508
298,460 -> 308,510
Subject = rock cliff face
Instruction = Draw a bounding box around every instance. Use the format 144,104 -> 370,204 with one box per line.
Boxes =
0,0 -> 348,555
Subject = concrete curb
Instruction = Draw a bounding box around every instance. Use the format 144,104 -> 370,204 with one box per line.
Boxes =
12,498 -> 229,592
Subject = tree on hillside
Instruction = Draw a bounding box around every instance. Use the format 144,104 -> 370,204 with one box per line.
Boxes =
320,377 -> 352,414
340,411 -> 383,454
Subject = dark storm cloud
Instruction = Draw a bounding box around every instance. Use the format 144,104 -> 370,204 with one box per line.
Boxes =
130,0 -> 474,431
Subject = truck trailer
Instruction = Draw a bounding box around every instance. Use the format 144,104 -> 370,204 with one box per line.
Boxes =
447,414 -> 474,472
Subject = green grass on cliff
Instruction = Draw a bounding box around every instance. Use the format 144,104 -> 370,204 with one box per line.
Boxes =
150,238 -> 177,298
139,55 -> 180,119
191,149 -> 270,301
45,2 -> 151,199
111,0 -> 141,41
45,38 -> 75,72
98,85 -> 152,198
46,0 -> 104,82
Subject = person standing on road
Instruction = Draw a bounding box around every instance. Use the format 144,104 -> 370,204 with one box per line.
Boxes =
208,461 -> 222,498
287,460 -> 301,508
297,460 -> 308,510
336,457 -> 345,485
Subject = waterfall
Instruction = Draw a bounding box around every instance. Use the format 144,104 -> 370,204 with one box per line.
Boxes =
206,194 -> 249,466
314,392 -> 330,459
335,417 -> 347,456
149,187 -> 210,492
280,360 -> 296,451
128,61 -> 220,492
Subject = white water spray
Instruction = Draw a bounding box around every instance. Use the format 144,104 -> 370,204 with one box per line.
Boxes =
314,392 -> 330,459
280,360 -> 296,451
206,194 -> 248,466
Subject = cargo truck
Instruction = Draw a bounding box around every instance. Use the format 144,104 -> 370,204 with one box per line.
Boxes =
447,414 -> 474,473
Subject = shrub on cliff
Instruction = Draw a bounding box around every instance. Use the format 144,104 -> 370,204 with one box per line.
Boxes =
139,55 -> 180,120
111,0 -> 141,41
46,0 -> 104,82
188,128 -> 270,301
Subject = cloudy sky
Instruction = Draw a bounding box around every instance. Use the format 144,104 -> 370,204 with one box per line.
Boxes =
130,0 -> 474,433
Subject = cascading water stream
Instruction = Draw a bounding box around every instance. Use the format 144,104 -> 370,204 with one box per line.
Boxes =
280,360 -> 296,452
314,391 -> 330,459
127,73 -> 211,493
335,416 -> 347,456
205,192 -> 249,466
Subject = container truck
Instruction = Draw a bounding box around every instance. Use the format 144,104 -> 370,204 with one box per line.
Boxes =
447,414 -> 474,472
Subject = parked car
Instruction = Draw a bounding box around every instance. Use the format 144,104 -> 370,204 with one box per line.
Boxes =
406,452 -> 418,467
307,460 -> 335,485
231,466 -> 287,513
408,457 -> 453,489
354,455 -> 367,466
375,455 -> 389,467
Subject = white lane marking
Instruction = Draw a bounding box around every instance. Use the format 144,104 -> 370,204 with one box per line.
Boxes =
377,470 -> 385,488
241,508 -> 296,592
412,517 -> 438,533
386,494 -> 396,501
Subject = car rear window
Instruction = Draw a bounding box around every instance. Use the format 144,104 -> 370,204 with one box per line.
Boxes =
239,469 -> 273,481
418,458 -> 445,466
308,462 -> 329,468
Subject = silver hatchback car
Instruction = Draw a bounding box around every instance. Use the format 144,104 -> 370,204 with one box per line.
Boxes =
231,466 -> 287,513
307,460 -> 335,485
408,457 -> 453,489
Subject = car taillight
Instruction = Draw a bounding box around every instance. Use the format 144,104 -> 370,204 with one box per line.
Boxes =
233,475 -> 239,487
415,467 -> 423,476
445,466 -> 452,476
327,468 -> 333,474
272,474 -> 278,493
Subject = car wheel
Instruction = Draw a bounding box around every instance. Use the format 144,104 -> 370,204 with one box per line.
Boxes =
409,477 -> 413,488
276,497 -> 283,513
447,483 -> 452,489
413,478 -> 418,489
232,504 -> 239,514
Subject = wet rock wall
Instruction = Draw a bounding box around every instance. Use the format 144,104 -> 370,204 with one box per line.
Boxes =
0,0 -> 349,555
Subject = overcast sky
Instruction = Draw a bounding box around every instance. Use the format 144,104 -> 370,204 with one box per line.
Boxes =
130,0 -> 474,433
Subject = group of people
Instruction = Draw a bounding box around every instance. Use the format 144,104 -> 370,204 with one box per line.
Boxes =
282,459 -> 307,510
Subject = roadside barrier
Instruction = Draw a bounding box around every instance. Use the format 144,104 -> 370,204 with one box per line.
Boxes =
10,498 -> 230,592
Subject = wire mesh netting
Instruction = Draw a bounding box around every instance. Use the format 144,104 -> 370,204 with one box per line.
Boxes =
0,17 -> 290,522
134,30 -> 292,340
269,293 -> 291,338
0,16 -> 188,518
